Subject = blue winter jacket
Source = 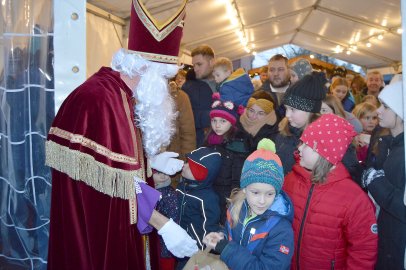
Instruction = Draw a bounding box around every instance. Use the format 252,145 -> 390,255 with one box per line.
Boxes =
176,169 -> 221,250
221,191 -> 294,270
219,68 -> 254,107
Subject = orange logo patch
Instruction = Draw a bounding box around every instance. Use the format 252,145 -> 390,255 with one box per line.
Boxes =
279,245 -> 290,255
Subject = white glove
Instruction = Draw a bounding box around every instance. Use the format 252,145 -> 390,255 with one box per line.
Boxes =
158,218 -> 198,258
150,152 -> 184,175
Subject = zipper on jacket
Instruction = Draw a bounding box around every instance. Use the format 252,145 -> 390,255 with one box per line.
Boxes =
239,204 -> 261,246
330,259 -> 335,270
296,184 -> 315,270
240,216 -> 258,246
178,187 -> 187,225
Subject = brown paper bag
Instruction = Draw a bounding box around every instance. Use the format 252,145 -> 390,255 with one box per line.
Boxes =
183,247 -> 229,270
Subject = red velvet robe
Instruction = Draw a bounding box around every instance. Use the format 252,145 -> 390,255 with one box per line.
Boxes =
46,67 -> 159,270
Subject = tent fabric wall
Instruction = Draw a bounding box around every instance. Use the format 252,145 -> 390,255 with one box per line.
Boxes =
0,0 -> 54,269
86,12 -> 124,78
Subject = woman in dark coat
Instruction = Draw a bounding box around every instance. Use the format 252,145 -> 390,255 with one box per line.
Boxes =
362,81 -> 406,270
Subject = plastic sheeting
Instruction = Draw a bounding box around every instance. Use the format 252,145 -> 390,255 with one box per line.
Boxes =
0,0 -> 54,269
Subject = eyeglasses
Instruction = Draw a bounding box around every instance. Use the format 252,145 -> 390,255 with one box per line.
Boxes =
247,107 -> 266,117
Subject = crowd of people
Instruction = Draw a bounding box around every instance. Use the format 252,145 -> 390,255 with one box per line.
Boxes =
147,44 -> 405,270
44,1 -> 405,270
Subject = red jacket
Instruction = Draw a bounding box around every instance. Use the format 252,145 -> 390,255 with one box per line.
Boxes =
283,163 -> 377,270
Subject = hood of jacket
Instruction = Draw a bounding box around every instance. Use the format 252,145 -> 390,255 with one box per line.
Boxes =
238,190 -> 294,223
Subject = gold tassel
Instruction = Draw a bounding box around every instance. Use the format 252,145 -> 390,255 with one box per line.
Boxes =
45,140 -> 144,200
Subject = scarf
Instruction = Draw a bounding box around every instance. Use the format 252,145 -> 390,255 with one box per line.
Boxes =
239,110 -> 277,137
208,132 -> 224,145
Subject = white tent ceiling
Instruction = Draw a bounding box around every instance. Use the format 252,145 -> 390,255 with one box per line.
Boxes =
87,0 -> 402,69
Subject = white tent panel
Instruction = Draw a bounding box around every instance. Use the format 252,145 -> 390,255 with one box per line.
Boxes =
86,0 -> 402,69
182,1 -> 233,45
294,31 -> 392,67
238,0 -> 316,24
301,10 -> 379,42
246,12 -> 309,39
367,33 -> 402,61
88,0 -> 131,18
323,0 -> 401,26
86,11 -> 124,77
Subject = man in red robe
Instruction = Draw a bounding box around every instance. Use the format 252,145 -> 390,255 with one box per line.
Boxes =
46,1 -> 198,269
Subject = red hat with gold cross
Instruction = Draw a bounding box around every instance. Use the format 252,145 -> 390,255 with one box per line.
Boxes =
128,0 -> 187,64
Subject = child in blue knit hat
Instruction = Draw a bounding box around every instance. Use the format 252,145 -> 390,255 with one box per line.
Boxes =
175,147 -> 222,269
203,140 -> 294,270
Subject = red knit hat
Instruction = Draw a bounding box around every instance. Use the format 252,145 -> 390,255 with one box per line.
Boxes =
300,114 -> 356,165
127,0 -> 187,64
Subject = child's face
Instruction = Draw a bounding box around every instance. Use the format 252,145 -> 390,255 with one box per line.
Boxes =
377,102 -> 398,130
211,117 -> 232,136
285,105 -> 310,129
175,74 -> 186,88
332,85 -> 348,101
244,183 -> 276,215
360,111 -> 378,133
298,143 -> 320,171
213,67 -> 231,83
152,172 -> 170,184
181,161 -> 195,180
320,102 -> 334,114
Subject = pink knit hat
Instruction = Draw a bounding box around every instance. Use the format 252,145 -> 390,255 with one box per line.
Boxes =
300,114 -> 356,165
209,99 -> 238,125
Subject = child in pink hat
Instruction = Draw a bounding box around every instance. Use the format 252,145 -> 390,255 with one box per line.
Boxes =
205,98 -> 249,225
283,114 -> 378,270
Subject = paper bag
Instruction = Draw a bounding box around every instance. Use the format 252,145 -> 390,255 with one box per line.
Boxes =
183,247 -> 229,270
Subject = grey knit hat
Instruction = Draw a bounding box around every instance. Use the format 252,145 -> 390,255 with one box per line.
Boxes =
290,58 -> 312,80
283,72 -> 327,113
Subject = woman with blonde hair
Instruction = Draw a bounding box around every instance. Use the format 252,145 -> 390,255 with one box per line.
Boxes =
321,95 -> 362,133
330,77 -> 355,112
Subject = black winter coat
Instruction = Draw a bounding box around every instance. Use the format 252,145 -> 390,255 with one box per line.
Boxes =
368,132 -> 406,270
235,120 -> 279,153
365,126 -> 392,170
210,140 -> 250,225
182,77 -> 214,146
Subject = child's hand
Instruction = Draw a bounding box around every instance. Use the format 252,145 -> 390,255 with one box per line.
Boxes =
203,232 -> 224,250
354,134 -> 369,147
152,172 -> 170,185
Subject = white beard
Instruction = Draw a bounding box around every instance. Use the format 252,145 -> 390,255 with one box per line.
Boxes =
111,49 -> 178,157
